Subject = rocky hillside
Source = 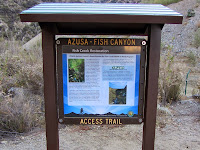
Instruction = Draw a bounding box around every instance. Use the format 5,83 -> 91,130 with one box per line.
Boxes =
0,0 -> 42,42
161,0 -> 200,96
0,0 -> 141,43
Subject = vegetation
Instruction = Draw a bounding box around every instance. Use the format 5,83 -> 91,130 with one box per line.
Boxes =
194,28 -> 200,48
141,0 -> 182,5
68,59 -> 85,82
0,0 -> 41,42
159,45 -> 182,106
0,39 -> 44,133
187,51 -> 197,66
109,86 -> 127,104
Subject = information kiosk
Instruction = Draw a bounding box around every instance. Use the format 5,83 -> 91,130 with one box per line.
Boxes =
20,3 -> 182,150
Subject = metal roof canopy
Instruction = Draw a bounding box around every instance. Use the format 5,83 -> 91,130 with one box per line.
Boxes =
20,3 -> 183,35
20,3 -> 183,150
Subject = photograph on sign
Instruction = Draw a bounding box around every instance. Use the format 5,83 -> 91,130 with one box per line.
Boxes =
57,38 -> 145,124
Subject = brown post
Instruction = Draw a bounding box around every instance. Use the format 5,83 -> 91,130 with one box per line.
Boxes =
41,23 -> 59,150
142,24 -> 161,150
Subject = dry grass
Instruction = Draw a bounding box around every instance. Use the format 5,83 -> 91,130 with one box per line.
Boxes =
186,51 -> 197,66
159,46 -> 182,106
0,92 -> 44,133
0,39 -> 44,133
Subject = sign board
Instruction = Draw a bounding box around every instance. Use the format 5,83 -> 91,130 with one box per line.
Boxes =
57,38 -> 146,125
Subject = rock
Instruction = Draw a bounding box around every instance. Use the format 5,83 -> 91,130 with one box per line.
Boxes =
192,94 -> 200,99
180,95 -> 189,100
1,141 -> 7,144
8,87 -> 27,97
157,104 -> 173,116
187,9 -> 195,17
0,92 -> 4,100
180,99 -> 197,104
179,100 -> 193,105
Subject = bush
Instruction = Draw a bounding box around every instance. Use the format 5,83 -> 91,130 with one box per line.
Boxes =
0,39 -> 44,133
0,92 -> 44,133
159,46 -> 182,106
187,51 -> 197,66
194,29 -> 200,48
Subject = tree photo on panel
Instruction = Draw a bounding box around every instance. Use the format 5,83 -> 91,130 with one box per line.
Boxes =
68,59 -> 84,82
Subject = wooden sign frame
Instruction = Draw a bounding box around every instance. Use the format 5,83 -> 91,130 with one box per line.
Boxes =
57,38 -> 146,125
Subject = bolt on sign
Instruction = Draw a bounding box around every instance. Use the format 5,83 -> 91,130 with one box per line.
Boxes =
57,38 -> 146,125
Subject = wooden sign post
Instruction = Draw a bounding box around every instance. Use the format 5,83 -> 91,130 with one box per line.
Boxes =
20,3 -> 182,150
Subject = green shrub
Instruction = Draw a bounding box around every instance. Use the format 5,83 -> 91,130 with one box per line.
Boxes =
194,29 -> 200,48
187,51 -> 197,66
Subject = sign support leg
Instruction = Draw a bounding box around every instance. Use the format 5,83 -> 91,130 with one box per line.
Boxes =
142,24 -> 161,150
41,23 -> 59,150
